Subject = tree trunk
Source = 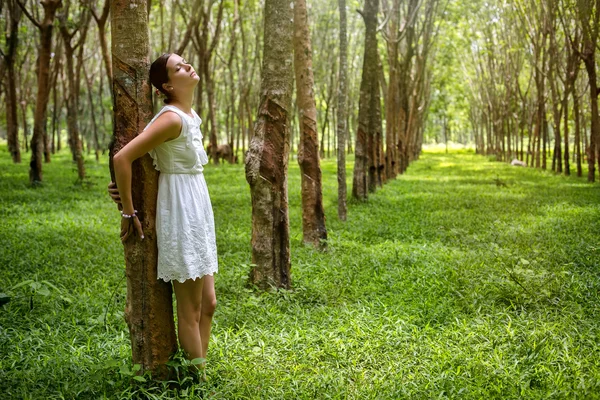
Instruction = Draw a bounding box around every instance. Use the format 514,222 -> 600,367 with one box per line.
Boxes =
60,18 -> 86,181
83,63 -> 100,161
574,84 -> 582,177
352,0 -> 379,200
337,0 -> 348,221
5,0 -> 22,163
384,0 -> 399,180
91,0 -> 113,93
110,0 -> 177,378
26,0 -> 61,184
583,55 -> 599,182
293,0 -> 327,248
244,0 -> 293,290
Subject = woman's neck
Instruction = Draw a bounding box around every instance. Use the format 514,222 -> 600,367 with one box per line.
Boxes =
169,96 -> 194,115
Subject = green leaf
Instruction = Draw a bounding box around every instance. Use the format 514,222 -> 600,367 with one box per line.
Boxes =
41,280 -> 61,292
11,280 -> 33,291
191,357 -> 206,365
133,375 -> 146,382
104,360 -> 119,368
37,287 -> 50,296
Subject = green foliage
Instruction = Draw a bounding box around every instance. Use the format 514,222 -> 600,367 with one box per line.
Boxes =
1,145 -> 599,398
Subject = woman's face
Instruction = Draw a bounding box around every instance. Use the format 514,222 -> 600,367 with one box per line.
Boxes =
163,54 -> 199,94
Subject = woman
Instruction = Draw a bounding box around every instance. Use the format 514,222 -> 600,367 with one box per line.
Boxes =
109,53 -> 218,368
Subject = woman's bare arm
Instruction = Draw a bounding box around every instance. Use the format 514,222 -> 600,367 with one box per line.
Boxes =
113,111 -> 182,241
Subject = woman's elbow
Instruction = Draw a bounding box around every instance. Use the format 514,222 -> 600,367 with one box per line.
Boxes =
113,152 -> 129,170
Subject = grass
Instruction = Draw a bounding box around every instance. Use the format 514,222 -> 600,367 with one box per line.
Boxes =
1,144 -> 599,399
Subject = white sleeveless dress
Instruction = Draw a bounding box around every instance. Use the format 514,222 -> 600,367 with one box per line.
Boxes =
144,105 -> 218,282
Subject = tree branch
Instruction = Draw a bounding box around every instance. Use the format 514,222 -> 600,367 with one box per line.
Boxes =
15,0 -> 41,29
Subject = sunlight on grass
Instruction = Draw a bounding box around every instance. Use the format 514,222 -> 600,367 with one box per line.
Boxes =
1,146 -> 599,399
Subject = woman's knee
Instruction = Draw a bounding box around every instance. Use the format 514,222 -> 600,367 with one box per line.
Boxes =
179,305 -> 202,325
203,295 -> 217,317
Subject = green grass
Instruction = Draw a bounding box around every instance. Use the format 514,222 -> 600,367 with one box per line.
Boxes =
1,145 -> 599,399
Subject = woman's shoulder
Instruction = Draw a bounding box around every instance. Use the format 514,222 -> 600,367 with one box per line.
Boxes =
155,108 -> 184,128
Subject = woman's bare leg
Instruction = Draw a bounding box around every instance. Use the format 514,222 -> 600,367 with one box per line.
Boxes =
173,277 -> 205,360
199,275 -> 217,357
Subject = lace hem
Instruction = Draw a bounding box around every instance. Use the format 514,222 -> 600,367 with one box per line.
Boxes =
158,270 -> 217,283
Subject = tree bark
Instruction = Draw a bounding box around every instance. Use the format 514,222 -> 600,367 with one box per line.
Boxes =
293,0 -> 327,248
574,83 -> 583,177
384,0 -> 400,180
59,3 -> 88,181
83,63 -> 100,161
245,0 -> 293,290
110,0 -> 177,378
352,0 -> 379,200
19,0 -> 62,183
5,0 -> 22,163
337,0 -> 348,221
582,54 -> 599,182
91,0 -> 113,93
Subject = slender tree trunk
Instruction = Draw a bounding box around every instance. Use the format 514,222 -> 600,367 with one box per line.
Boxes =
542,117 -> 548,169
110,0 -> 177,377
92,0 -> 113,93
583,56 -> 599,182
52,80 -> 58,154
25,0 -> 62,184
6,0 -> 22,163
337,0 -> 348,221
83,64 -> 100,161
563,96 -> 570,176
244,0 -> 293,289
293,0 -> 327,248
384,0 -> 399,180
60,31 -> 86,180
205,72 -> 219,164
574,85 -> 582,177
20,102 -> 29,153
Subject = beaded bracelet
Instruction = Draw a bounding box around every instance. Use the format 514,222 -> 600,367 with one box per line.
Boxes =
121,210 -> 138,219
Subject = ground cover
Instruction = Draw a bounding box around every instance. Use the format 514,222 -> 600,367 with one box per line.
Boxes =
1,145 -> 599,399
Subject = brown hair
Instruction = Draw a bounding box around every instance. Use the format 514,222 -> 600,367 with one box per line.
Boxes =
149,53 -> 172,104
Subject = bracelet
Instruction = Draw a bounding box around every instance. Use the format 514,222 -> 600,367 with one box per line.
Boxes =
121,210 -> 138,219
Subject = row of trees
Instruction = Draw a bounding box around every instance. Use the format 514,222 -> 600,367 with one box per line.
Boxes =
1,0 -> 444,291
6,0 -> 598,378
100,0 -> 444,378
428,0 -> 600,181
0,0 -> 369,181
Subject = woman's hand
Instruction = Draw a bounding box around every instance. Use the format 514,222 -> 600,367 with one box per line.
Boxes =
120,214 -> 145,243
108,181 -> 121,204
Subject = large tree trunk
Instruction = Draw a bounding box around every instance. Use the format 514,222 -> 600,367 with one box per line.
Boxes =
352,0 -> 379,200
336,0 -> 348,221
27,0 -> 62,184
110,0 -> 177,377
293,0 -> 327,248
245,0 -> 293,289
5,0 -> 21,163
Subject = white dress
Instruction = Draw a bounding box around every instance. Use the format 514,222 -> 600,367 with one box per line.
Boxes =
145,105 -> 218,282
